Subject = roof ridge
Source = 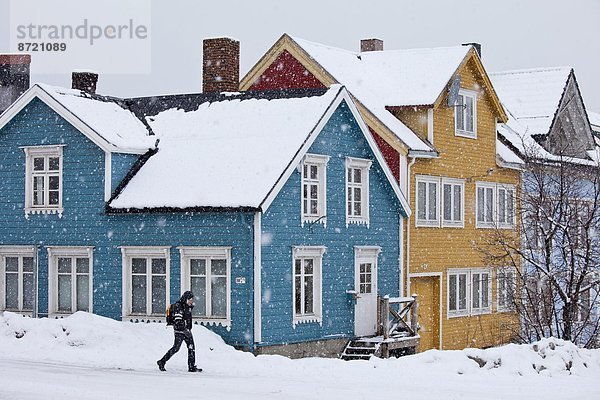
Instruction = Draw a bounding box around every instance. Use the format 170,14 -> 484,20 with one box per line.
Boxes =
490,66 -> 572,76
291,35 -> 469,56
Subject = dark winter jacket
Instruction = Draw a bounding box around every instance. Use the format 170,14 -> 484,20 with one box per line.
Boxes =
173,291 -> 194,332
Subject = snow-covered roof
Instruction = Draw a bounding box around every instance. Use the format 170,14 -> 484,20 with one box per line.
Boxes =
496,138 -> 524,167
589,111 -> 600,132
37,84 -> 156,152
110,86 -> 347,210
491,67 -> 600,166
490,67 -> 572,136
289,37 -> 474,153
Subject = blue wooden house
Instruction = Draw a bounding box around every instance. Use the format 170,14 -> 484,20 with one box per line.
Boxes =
0,76 -> 411,356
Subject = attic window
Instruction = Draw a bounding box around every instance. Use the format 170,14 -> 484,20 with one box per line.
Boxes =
455,89 -> 477,138
23,146 -> 64,217
301,154 -> 330,226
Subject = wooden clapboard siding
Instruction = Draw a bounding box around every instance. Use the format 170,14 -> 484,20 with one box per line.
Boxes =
0,98 -> 256,348
260,100 -> 403,346
401,57 -> 520,350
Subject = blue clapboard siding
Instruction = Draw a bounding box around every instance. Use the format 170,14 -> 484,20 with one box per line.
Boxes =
0,98 -> 255,347
111,153 -> 140,194
260,100 -> 403,346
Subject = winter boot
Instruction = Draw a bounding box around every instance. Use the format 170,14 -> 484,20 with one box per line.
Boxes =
188,365 -> 202,372
157,360 -> 166,371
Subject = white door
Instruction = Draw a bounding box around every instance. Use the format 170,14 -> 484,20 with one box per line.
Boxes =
354,249 -> 379,336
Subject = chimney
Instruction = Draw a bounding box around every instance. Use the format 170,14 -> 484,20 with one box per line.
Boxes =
462,42 -> 482,58
0,54 -> 31,114
72,71 -> 98,94
360,38 -> 384,52
202,37 -> 240,93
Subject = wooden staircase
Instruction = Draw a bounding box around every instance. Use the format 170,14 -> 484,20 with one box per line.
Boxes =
340,338 -> 381,360
341,295 -> 421,360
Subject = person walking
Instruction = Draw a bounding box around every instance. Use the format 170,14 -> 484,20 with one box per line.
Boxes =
157,291 -> 202,372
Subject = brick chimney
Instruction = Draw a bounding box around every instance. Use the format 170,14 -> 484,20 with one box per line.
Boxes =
0,54 -> 31,114
203,37 -> 240,93
462,42 -> 482,58
360,39 -> 384,52
72,70 -> 98,94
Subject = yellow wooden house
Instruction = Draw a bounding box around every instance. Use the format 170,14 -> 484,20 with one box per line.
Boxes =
241,34 -> 522,351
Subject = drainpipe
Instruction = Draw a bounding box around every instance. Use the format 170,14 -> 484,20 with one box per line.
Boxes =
253,211 -> 262,350
406,157 -> 416,296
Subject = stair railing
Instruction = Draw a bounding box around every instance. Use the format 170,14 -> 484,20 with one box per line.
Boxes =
377,294 -> 419,340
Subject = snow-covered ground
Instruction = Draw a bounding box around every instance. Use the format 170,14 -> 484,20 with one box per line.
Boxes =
1,312 -> 599,400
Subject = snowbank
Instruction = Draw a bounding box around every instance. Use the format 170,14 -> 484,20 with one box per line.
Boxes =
1,311 -> 599,400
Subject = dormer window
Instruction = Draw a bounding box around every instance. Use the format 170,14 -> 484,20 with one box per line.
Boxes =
455,89 -> 477,138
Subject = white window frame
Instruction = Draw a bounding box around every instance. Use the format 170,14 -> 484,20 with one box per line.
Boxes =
497,267 -> 516,312
415,175 -> 440,227
447,269 -> 469,317
179,246 -> 232,329
292,246 -> 325,327
120,246 -> 170,318
0,246 -> 36,314
470,268 -> 492,315
441,178 -> 465,228
23,145 -> 64,217
497,184 -> 516,229
345,157 -> 372,226
47,246 -> 93,316
476,182 -> 516,229
455,89 -> 477,138
476,182 -> 497,228
300,154 -> 330,226
448,268 -> 493,318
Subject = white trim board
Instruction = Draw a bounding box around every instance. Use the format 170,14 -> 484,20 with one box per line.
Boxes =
408,271 -> 443,350
259,86 -> 411,218
0,84 -> 150,155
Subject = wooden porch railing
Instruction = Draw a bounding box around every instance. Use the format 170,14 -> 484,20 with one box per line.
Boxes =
377,294 -> 419,341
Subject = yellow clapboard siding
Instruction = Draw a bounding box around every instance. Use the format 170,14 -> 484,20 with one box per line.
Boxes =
402,57 -> 520,350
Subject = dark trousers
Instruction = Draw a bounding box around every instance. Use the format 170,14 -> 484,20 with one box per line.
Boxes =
160,330 -> 195,368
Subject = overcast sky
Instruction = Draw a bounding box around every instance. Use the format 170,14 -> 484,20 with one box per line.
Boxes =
2,0 -> 599,112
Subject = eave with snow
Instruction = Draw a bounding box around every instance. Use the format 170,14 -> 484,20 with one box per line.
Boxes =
240,33 -> 512,164
491,67 -> 598,167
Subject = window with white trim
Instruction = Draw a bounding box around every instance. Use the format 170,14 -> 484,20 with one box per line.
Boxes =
417,176 -> 464,227
448,268 -> 492,317
0,246 -> 36,313
471,269 -> 491,315
292,246 -> 325,326
301,154 -> 330,225
416,176 -> 439,226
180,247 -> 231,326
476,182 -> 496,228
455,89 -> 477,138
497,185 -> 516,228
442,178 -> 464,227
24,146 -> 63,215
497,267 -> 516,312
448,270 -> 468,317
47,247 -> 92,314
476,182 -> 516,229
346,157 -> 372,225
121,247 -> 170,317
